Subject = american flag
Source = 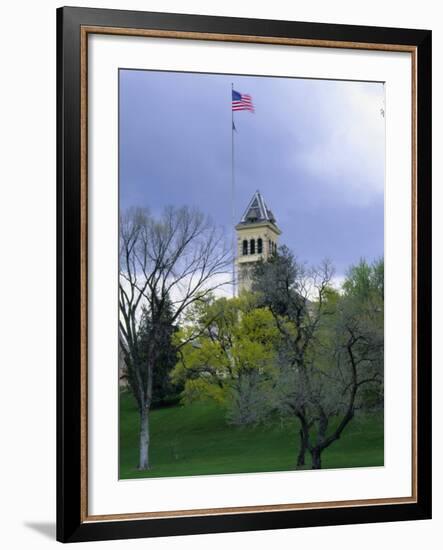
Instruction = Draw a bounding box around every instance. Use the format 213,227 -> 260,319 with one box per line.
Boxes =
232,90 -> 254,112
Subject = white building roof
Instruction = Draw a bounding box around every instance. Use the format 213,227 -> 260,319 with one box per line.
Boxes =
239,190 -> 276,225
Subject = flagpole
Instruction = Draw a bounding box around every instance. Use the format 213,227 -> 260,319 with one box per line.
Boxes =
231,82 -> 236,297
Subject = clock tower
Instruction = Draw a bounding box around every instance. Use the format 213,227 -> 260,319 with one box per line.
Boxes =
235,191 -> 282,293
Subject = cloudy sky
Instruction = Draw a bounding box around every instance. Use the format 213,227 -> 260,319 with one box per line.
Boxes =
119,69 -> 385,279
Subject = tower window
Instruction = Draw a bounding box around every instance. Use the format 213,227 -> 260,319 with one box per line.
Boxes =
257,238 -> 263,254
242,240 -> 248,255
250,239 -> 256,255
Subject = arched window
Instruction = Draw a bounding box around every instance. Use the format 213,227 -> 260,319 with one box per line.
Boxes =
257,238 -> 263,254
250,239 -> 256,255
242,240 -> 248,255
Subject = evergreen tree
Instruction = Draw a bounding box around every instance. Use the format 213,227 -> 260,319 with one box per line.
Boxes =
138,297 -> 181,408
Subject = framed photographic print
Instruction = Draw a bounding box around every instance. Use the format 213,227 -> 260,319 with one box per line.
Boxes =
57,6 -> 432,543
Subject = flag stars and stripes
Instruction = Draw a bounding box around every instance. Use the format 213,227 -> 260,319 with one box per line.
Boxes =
232,90 -> 255,112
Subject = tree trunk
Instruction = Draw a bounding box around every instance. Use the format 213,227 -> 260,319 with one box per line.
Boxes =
311,448 -> 322,469
138,407 -> 151,470
296,429 -> 307,467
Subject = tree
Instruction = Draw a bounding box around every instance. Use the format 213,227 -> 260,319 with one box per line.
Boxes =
172,294 -> 280,425
343,258 -> 384,301
251,247 -> 383,469
341,258 -> 384,409
138,299 -> 181,408
298,290 -> 383,469
119,206 -> 231,470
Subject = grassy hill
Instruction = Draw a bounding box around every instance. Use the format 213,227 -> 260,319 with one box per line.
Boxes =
119,391 -> 383,479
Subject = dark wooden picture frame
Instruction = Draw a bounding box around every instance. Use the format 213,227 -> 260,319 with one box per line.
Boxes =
57,6 -> 432,543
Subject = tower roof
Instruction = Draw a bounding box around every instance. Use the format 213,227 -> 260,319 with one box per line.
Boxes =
238,191 -> 277,226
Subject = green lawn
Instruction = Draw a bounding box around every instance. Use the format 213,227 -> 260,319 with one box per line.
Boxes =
119,391 -> 384,479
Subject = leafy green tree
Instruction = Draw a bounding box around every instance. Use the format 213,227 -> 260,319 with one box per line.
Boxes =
342,258 -> 384,409
137,299 -> 181,408
172,294 -> 280,425
343,258 -> 384,301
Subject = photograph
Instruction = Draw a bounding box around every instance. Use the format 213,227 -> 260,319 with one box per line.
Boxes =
0,0 -> 435,545
118,69 -> 385,479
53,5 -> 431,543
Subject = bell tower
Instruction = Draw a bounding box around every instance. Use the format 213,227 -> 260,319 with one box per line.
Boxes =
235,191 -> 281,293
